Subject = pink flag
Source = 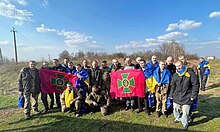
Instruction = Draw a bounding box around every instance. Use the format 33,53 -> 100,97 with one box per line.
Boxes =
39,69 -> 77,93
110,69 -> 145,98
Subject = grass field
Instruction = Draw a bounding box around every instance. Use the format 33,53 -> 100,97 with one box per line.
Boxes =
0,60 -> 220,132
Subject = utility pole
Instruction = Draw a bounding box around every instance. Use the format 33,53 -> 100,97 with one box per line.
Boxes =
11,27 -> 18,63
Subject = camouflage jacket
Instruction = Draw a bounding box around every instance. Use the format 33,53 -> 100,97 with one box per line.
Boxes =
18,67 -> 40,94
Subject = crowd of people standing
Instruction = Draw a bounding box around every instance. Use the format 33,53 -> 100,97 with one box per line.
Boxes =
18,55 -> 211,131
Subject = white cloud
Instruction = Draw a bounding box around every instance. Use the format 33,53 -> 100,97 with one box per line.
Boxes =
0,1 -> 33,25
16,0 -> 28,6
209,11 -> 220,18
0,40 -> 10,45
157,32 -> 188,40
166,20 -> 202,31
36,24 -> 101,48
115,32 -> 188,50
166,23 -> 178,32
58,30 -> 93,45
36,24 -> 57,33
115,41 -> 158,50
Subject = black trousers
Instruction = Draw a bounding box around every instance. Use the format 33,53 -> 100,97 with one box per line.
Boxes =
137,93 -> 150,112
41,93 -> 54,110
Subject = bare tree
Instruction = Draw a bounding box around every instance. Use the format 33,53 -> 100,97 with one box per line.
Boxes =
159,41 -> 185,60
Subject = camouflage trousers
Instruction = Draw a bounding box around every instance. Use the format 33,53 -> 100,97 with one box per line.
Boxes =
88,104 -> 108,116
155,85 -> 168,114
61,100 -> 81,113
24,93 -> 39,115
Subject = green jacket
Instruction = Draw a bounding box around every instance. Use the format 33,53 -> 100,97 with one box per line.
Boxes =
85,91 -> 110,106
18,67 -> 40,94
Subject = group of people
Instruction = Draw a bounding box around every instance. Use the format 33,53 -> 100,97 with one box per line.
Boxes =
18,55 -> 210,131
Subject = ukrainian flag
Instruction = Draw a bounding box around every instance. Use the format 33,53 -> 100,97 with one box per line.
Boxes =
75,69 -> 90,88
151,67 -> 172,92
144,61 -> 159,93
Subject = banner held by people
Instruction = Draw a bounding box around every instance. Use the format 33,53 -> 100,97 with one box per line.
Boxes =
110,69 -> 145,98
39,69 -> 77,93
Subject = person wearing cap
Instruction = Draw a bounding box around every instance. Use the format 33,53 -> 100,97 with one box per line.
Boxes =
85,85 -> 110,116
18,60 -> 41,120
197,57 -> 210,91
60,82 -> 82,117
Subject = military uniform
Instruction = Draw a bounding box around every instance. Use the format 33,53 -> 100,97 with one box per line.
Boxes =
100,66 -> 111,94
85,90 -> 110,116
18,67 -> 40,118
60,88 -> 82,114
90,67 -> 102,87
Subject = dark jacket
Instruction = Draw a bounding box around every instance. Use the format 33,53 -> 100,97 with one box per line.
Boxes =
18,67 -> 41,94
170,69 -> 199,105
51,64 -> 66,72
90,67 -> 102,87
167,64 -> 176,75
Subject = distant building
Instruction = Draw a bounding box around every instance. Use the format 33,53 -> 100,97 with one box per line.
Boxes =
207,56 -> 215,60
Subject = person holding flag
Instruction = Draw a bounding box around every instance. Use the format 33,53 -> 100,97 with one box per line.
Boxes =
136,59 -> 151,116
66,61 -> 76,74
50,59 -> 66,109
74,64 -> 90,100
152,61 -> 172,118
144,55 -> 159,112
60,82 -> 82,117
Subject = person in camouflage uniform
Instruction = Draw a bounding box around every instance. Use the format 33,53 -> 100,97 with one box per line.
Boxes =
18,60 -> 41,120
90,60 -> 102,88
85,85 -> 110,116
100,60 -> 111,94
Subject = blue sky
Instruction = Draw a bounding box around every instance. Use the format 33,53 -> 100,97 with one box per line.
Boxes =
0,0 -> 220,61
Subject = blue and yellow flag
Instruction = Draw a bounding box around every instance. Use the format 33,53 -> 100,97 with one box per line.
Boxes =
74,69 -> 90,88
150,67 -> 172,92
144,61 -> 159,93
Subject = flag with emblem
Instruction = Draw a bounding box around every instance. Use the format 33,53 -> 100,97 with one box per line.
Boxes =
110,69 -> 145,98
40,69 -> 77,93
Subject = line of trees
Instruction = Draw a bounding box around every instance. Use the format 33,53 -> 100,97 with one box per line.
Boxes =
59,41 -> 199,63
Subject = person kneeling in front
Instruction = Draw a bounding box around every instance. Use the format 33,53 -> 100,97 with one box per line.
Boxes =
85,85 -> 110,116
61,82 -> 82,117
